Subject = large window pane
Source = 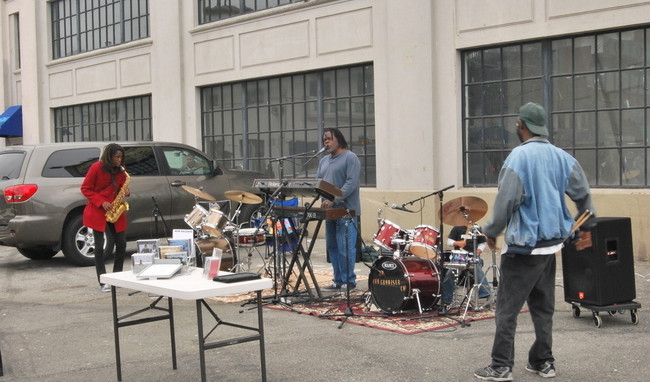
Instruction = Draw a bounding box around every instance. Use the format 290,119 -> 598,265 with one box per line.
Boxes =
54,96 -> 151,142
621,70 -> 644,108
200,64 -> 375,186
552,39 -> 572,75
503,46 -> 521,79
463,25 -> 650,187
50,0 -> 149,59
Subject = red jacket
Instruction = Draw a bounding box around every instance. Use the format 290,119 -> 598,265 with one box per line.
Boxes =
81,161 -> 128,232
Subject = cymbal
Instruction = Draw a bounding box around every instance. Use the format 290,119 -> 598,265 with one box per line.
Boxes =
181,185 -> 216,201
441,196 -> 488,226
224,190 -> 263,205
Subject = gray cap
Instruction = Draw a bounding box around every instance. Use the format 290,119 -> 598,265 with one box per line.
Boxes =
519,102 -> 548,136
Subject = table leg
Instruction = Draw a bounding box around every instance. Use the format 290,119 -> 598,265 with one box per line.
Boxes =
110,286 -> 122,381
256,290 -> 267,382
196,299 -> 207,382
168,297 -> 177,370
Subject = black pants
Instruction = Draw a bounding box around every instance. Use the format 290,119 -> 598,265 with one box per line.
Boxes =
94,223 -> 127,285
491,253 -> 556,369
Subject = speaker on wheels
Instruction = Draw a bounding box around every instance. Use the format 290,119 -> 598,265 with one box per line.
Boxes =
562,217 -> 636,306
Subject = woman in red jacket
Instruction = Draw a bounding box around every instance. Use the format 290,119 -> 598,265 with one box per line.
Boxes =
81,143 -> 130,292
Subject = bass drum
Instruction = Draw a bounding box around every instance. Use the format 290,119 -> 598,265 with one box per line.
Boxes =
369,256 -> 441,314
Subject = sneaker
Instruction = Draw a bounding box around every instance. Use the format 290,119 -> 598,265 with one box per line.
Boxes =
474,365 -> 513,381
99,284 -> 111,292
526,361 -> 556,378
340,284 -> 356,292
321,283 -> 340,291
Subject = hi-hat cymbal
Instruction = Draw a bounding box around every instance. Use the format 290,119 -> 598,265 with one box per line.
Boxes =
441,196 -> 488,226
224,190 -> 263,205
181,185 -> 216,201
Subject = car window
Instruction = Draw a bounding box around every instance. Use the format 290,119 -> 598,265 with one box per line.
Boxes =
0,151 -> 26,180
161,147 -> 211,175
42,148 -> 100,178
123,146 -> 160,176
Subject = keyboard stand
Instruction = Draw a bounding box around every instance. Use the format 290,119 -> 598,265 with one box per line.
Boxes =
278,202 -> 324,301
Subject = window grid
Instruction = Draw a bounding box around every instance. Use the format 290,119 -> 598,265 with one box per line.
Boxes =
198,0 -> 298,25
462,25 -> 650,188
54,95 -> 152,142
200,64 -> 376,187
51,0 -> 149,59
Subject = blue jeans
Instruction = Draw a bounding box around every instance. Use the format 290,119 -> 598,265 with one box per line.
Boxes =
490,253 -> 556,369
441,258 -> 491,304
325,216 -> 358,287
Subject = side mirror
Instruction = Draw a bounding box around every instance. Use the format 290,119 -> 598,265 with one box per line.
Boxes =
212,160 -> 223,176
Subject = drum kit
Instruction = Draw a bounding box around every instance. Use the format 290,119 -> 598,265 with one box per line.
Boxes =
181,185 -> 265,272
368,195 -> 496,316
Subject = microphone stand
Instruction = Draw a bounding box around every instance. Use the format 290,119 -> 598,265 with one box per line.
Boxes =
320,202 -> 382,329
151,196 -> 170,238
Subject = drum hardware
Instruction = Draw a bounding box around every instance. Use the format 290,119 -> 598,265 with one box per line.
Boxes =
224,190 -> 263,205
441,196 -> 488,226
181,185 -> 216,201
373,219 -> 410,254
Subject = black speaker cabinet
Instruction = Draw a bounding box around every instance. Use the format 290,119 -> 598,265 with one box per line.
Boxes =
562,217 -> 636,306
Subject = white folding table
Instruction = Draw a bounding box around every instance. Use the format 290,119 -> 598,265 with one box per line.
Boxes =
101,268 -> 272,382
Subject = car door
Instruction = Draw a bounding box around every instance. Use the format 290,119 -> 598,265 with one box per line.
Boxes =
122,145 -> 173,239
156,146 -> 227,234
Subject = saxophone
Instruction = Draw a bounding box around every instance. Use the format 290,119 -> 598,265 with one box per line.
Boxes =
106,166 -> 130,223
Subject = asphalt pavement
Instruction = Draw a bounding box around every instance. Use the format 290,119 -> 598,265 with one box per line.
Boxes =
0,240 -> 648,382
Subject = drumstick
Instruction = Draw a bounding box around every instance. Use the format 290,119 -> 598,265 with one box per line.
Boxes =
571,209 -> 592,233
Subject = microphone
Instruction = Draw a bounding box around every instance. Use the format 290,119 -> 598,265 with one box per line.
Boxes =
313,146 -> 327,156
390,204 -> 415,213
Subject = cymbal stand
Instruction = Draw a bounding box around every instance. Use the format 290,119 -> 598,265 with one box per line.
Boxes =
482,249 -> 500,310
459,224 -> 486,322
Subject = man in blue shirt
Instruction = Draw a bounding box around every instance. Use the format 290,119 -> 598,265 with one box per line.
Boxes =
316,128 -> 361,292
474,103 -> 595,381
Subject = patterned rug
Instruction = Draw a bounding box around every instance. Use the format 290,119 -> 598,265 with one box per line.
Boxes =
265,290 -> 501,335
210,269 -> 366,304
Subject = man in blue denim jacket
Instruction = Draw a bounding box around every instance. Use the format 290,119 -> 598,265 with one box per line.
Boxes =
474,103 -> 595,381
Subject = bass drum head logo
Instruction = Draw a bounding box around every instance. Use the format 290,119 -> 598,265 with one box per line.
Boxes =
381,260 -> 398,271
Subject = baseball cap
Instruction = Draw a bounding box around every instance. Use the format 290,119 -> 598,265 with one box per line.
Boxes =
519,102 -> 548,136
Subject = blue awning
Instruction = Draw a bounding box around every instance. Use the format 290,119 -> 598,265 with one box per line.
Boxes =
0,105 -> 23,137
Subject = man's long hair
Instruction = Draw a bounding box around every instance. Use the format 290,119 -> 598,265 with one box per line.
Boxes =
100,143 -> 125,173
323,127 -> 349,149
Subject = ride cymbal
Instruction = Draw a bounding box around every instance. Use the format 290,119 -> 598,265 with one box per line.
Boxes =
441,196 -> 488,226
181,185 -> 216,201
224,190 -> 263,204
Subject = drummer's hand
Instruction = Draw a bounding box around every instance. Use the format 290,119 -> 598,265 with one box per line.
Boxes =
457,239 -> 467,249
486,237 -> 498,251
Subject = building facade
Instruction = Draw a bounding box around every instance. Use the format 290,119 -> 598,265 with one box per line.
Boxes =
2,0 -> 650,259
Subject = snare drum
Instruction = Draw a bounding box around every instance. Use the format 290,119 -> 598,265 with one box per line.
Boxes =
369,256 -> 441,314
373,219 -> 409,252
235,227 -> 266,247
184,204 -> 208,229
408,225 -> 440,259
443,250 -> 473,270
201,209 -> 229,236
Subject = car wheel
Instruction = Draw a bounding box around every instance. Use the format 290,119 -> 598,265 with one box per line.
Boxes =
234,202 -> 263,227
17,247 -> 58,260
61,214 -> 115,266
